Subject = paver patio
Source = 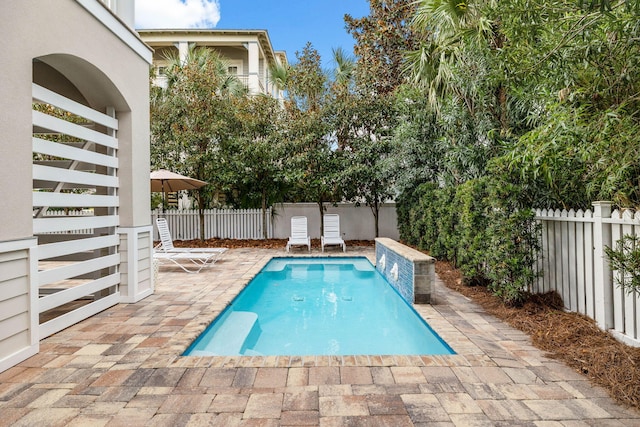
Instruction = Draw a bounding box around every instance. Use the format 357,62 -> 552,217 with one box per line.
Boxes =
1,246 -> 639,426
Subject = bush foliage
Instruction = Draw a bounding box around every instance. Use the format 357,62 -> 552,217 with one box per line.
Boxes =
398,176 -> 540,305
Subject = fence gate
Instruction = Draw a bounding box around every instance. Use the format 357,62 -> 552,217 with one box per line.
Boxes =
32,83 -> 120,338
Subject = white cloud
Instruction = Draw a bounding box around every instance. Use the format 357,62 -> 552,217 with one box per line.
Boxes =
135,0 -> 221,29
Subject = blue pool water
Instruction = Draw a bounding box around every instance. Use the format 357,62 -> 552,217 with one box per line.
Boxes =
185,257 -> 454,356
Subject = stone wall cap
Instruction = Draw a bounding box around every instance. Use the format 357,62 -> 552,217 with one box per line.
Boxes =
375,238 -> 434,263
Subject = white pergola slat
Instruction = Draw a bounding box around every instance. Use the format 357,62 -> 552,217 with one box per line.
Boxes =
39,273 -> 119,313
37,235 -> 119,259
33,215 -> 118,234
39,292 -> 120,339
33,84 -> 120,341
32,83 -> 118,130
38,253 -> 120,287
33,137 -> 118,169
33,110 -> 117,149
33,164 -> 118,188
33,192 -> 118,208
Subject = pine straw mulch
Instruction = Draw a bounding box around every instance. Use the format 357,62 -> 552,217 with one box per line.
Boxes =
170,238 -> 639,409
436,259 -> 640,411
170,238 -> 375,250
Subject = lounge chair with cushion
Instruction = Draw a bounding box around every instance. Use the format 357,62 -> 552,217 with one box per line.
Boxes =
321,214 -> 346,252
286,216 -> 311,252
154,218 -> 227,273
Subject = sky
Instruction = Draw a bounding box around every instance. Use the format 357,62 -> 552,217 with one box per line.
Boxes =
135,0 -> 371,68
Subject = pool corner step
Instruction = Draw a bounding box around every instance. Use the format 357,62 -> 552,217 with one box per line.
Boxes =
195,311 -> 261,356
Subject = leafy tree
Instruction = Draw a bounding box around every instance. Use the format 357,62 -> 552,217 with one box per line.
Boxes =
494,0 -> 640,208
340,3 -> 418,235
226,95 -> 289,238
286,43 -> 327,113
268,62 -> 290,93
281,43 -> 342,236
345,0 -> 422,95
150,47 -> 245,240
334,91 -> 397,237
388,86 -> 441,195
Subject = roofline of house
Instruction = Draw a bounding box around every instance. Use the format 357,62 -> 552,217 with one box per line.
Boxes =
137,28 -> 287,65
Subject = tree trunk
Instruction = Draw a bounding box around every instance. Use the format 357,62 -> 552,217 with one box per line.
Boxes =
371,200 -> 380,238
318,199 -> 324,240
261,188 -> 268,240
196,189 -> 205,242
199,208 -> 205,242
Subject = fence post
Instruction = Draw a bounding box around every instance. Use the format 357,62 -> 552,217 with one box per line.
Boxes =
592,201 -> 613,329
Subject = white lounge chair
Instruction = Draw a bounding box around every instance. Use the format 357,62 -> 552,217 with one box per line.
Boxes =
153,251 -> 222,273
286,216 -> 311,252
154,218 -> 227,273
321,214 -> 346,252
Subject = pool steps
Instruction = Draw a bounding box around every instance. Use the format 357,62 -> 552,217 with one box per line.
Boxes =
263,257 -> 374,273
189,311 -> 261,356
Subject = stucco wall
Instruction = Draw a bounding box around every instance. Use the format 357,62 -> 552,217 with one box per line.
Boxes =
0,0 -> 152,372
272,203 -> 399,241
1,0 -> 152,238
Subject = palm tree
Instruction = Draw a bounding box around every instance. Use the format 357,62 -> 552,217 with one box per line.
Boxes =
268,62 -> 290,92
331,47 -> 355,86
163,47 -> 247,96
407,0 -> 494,111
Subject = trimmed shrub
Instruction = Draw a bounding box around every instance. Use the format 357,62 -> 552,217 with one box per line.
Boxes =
454,178 -> 491,286
397,177 -> 540,305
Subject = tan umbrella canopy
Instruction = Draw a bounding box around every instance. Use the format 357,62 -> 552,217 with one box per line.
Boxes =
150,169 -> 207,211
150,169 -> 208,192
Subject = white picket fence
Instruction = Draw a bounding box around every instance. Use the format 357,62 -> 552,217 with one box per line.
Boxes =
534,202 -> 640,347
151,208 -> 272,240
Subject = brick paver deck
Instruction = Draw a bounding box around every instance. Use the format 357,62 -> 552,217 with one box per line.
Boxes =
1,246 -> 639,426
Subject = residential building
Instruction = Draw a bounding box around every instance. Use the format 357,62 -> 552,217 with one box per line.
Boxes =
1,0 -> 153,372
138,29 -> 287,99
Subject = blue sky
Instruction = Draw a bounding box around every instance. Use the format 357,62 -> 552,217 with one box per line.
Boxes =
135,0 -> 371,67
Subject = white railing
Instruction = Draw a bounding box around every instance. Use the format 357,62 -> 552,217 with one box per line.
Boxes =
534,202 -> 640,347
151,208 -> 272,240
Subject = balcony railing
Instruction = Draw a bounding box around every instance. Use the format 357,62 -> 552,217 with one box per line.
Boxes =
153,71 -> 267,94
234,74 -> 266,94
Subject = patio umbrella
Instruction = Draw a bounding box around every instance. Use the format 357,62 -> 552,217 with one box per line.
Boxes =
150,169 -> 208,212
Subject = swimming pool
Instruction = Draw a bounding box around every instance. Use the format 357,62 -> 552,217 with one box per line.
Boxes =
184,257 -> 454,356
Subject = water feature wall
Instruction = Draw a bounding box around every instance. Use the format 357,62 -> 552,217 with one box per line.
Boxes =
375,238 -> 435,304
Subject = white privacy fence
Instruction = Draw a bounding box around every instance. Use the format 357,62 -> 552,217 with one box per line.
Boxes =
150,203 -> 400,242
534,202 -> 640,347
151,208 -> 272,240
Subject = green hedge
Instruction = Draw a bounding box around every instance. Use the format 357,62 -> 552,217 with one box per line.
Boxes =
397,178 -> 540,305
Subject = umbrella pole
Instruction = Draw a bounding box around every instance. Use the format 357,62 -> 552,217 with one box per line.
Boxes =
162,181 -> 166,216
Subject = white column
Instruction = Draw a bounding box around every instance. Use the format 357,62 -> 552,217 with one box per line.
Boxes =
247,41 -> 260,95
177,41 -> 190,64
118,226 -> 154,303
0,238 -> 39,373
592,201 -> 613,329
114,0 -> 135,28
